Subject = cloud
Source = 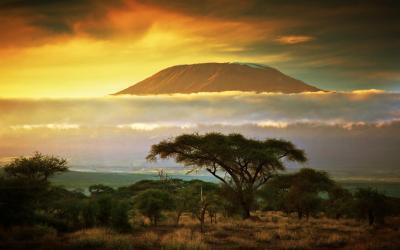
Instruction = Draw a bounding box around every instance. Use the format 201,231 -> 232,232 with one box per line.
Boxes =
275,35 -> 314,45
1,91 -> 399,127
0,91 -> 399,174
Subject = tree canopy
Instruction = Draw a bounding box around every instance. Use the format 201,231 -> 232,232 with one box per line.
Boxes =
4,152 -> 68,182
259,168 -> 334,219
147,133 -> 306,218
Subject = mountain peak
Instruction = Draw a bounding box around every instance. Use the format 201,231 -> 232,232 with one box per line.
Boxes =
114,62 -> 320,95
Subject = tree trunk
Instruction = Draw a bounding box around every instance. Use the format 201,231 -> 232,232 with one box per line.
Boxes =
368,210 -> 374,226
297,210 -> 303,220
199,208 -> 206,233
240,197 -> 252,219
175,211 -> 182,226
153,216 -> 158,226
242,207 -> 251,219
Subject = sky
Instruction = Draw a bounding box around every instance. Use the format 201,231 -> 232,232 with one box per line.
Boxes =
0,0 -> 399,97
0,0 -> 399,179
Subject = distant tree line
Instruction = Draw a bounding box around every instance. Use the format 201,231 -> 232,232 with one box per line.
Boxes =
1,134 -> 399,234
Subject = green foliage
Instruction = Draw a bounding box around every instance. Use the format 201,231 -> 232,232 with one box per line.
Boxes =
259,168 -> 335,219
96,195 -> 113,226
1,149 -> 398,240
116,179 -> 186,199
134,189 -> 175,225
147,133 -> 306,218
325,185 -> 354,219
111,200 -> 131,232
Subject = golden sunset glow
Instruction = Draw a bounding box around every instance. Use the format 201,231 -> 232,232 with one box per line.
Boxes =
0,2 -> 292,98
1,1 -> 398,97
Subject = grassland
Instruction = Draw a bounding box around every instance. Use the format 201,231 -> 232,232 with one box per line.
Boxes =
2,211 -> 400,250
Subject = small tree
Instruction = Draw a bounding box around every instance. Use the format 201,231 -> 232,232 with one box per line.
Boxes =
326,185 -> 354,219
111,200 -> 131,232
173,187 -> 193,225
0,152 -> 69,227
147,133 -> 306,219
354,188 -> 388,225
134,189 -> 175,226
96,195 -> 113,226
4,152 -> 68,182
82,200 -> 99,228
259,168 -> 334,219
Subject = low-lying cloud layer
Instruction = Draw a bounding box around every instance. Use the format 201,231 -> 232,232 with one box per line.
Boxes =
0,91 -> 399,177
1,90 -> 399,127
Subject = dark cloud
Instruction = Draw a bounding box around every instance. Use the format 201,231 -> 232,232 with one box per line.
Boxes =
0,0 -> 124,38
133,0 -> 400,90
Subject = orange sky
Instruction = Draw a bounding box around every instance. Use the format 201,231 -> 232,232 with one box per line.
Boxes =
0,2 -> 293,97
0,0 -> 398,97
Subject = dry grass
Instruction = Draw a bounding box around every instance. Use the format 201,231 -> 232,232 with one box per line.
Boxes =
68,228 -> 135,250
160,228 -> 208,250
254,230 -> 275,242
2,212 -> 399,250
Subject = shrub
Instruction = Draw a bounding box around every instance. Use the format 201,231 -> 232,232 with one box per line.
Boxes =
111,200 -> 131,232
134,189 -> 175,225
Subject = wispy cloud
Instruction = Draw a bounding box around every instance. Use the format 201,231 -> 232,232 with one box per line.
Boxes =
275,35 -> 314,45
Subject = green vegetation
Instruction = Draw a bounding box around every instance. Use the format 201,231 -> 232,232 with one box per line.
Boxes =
147,133 -> 306,218
1,133 -> 400,249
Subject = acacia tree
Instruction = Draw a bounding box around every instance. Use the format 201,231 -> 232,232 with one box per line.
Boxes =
147,133 -> 306,218
0,152 -> 69,226
4,152 -> 68,182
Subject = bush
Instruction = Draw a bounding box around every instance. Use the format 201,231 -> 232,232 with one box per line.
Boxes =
134,189 -> 175,225
96,195 -> 113,226
354,188 -> 388,225
111,200 -> 131,232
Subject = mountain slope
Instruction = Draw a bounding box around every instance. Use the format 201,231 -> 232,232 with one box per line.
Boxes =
114,62 -> 320,95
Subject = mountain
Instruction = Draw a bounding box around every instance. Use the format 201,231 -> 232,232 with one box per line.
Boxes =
114,62 -> 321,95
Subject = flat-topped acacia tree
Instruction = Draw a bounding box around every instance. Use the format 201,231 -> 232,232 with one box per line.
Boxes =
146,133 -> 307,219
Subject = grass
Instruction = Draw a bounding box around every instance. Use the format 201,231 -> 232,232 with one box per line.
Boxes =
69,228 -> 135,250
1,212 -> 400,250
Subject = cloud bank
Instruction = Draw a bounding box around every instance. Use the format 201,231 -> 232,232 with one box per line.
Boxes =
1,90 -> 399,128
0,91 -> 399,178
